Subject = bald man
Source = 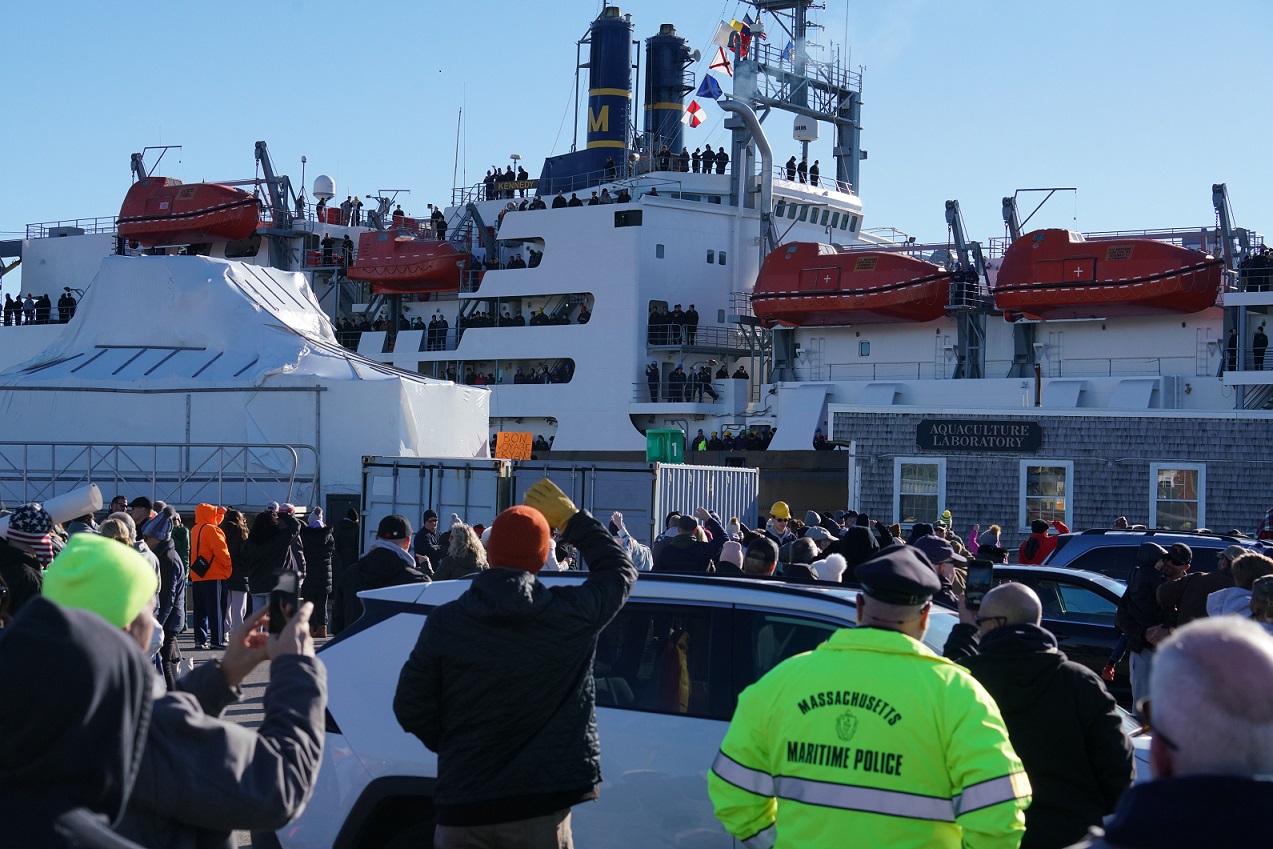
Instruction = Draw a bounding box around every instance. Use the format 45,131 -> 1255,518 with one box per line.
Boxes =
945,584 -> 1133,849
1066,617 -> 1273,847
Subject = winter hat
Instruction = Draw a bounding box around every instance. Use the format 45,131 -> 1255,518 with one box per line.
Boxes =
279,503 -> 296,515
719,541 -> 744,568
6,502 -> 55,565
422,509 -> 439,523
266,501 -> 280,513
804,510 -> 822,528
44,534 -> 159,628
1136,541 -> 1167,567
811,553 -> 848,583
977,527 -> 1002,547
140,507 -> 175,542
677,515 -> 700,533
376,514 -> 412,540
486,505 -> 551,573
108,511 -> 137,542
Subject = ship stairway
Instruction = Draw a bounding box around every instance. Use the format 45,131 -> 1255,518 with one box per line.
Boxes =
447,203 -> 497,258
1244,383 -> 1273,410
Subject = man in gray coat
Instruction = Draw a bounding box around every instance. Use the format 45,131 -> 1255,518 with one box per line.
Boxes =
42,533 -> 327,849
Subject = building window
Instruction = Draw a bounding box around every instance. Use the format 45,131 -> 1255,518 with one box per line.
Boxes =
655,244 -> 665,259
894,457 -> 945,528
1019,461 -> 1073,531
706,250 -> 715,264
1150,464 -> 1205,531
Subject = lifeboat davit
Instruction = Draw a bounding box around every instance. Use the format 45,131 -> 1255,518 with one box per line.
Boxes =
993,229 -> 1223,320
751,242 -> 953,327
117,177 -> 260,246
346,230 -> 472,295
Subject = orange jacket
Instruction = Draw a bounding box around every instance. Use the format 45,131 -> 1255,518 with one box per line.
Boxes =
190,503 -> 233,581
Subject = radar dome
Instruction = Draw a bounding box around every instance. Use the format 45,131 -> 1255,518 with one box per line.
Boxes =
312,175 -> 335,201
793,115 -> 819,143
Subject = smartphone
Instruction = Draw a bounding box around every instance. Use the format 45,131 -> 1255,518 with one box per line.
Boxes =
965,560 -> 995,610
269,572 -> 299,635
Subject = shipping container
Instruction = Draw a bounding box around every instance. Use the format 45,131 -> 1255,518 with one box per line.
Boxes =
360,457 -> 759,558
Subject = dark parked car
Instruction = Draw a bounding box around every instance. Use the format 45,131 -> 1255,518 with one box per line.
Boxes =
1041,528 -> 1253,581
993,564 -> 1130,704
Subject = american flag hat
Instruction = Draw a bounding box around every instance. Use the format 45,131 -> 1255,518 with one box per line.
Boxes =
6,502 -> 55,565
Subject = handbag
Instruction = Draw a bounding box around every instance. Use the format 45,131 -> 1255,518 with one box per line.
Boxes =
190,525 -> 213,578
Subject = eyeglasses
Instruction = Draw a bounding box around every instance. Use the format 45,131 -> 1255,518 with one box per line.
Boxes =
1135,697 -> 1180,751
973,615 -> 1007,629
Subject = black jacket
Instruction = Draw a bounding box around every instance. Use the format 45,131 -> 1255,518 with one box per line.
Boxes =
1116,563 -> 1166,653
945,623 -> 1133,849
334,517 -> 360,570
393,510 -> 637,823
653,516 -> 726,573
241,515 -> 301,596
0,537 -> 43,617
413,528 -> 445,566
1070,775 -> 1273,848
0,598 -> 154,848
299,525 -> 335,597
153,538 -> 186,636
340,544 -> 429,629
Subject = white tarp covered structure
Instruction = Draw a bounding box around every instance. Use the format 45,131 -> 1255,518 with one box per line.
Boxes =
0,256 -> 488,507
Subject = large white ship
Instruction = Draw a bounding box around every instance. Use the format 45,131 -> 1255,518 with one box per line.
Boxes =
2,0 -> 1270,541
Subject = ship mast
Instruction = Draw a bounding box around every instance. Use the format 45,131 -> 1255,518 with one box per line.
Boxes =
738,0 -> 863,193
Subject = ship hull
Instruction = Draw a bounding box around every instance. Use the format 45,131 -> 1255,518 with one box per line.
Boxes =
117,178 -> 260,246
993,229 -> 1223,320
752,242 -> 951,326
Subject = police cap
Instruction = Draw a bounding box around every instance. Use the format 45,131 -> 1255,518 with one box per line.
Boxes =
855,545 -> 942,606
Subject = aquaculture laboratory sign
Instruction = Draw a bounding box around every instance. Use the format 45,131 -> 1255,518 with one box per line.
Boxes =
916,419 -> 1042,452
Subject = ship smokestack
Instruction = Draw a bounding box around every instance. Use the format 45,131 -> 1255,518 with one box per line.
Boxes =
643,23 -> 693,161
586,7 -> 633,155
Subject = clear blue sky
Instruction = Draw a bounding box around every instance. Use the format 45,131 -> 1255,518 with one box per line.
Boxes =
3,0 -> 1269,297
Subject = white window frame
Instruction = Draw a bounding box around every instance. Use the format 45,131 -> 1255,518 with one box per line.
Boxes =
1149,463 -> 1206,531
1018,460 -> 1074,532
894,457 -> 946,530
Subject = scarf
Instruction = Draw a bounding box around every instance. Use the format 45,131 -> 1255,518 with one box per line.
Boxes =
370,538 -> 416,566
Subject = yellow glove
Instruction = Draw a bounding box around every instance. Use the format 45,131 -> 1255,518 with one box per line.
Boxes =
523,478 -> 577,532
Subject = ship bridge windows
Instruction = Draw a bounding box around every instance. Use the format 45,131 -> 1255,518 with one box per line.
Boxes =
774,200 -> 786,218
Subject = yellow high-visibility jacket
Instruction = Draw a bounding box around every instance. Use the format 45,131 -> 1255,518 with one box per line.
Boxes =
708,627 -> 1031,849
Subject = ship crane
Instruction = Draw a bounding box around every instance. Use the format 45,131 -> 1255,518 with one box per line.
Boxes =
944,199 -> 987,379
254,141 -> 299,270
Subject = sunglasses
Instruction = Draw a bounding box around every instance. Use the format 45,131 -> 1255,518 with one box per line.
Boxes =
973,615 -> 1006,629
1135,697 -> 1180,751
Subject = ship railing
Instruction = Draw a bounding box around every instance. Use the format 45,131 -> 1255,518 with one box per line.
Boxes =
646,323 -> 754,352
303,248 -> 354,270
820,354 -> 1206,382
0,441 -> 318,509
749,39 -> 863,93
987,226 -> 1223,259
729,291 -> 756,320
629,379 -> 735,403
26,216 -> 118,239
769,163 -> 852,195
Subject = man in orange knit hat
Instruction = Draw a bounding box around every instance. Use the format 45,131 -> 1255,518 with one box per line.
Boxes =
394,479 -> 637,849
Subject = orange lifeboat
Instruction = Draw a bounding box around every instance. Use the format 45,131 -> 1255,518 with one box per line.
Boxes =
117,177 -> 260,246
993,229 -> 1223,320
751,242 -> 953,327
346,229 -> 472,295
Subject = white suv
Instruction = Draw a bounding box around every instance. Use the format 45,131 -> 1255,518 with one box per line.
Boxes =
266,574 -> 957,849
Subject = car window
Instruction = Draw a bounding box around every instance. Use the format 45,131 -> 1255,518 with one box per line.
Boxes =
1065,548 -> 1140,581
593,602 -> 730,720
1036,580 -> 1117,625
738,611 -> 840,682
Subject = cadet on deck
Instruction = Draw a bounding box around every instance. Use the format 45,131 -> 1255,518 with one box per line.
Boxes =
709,545 -> 1031,849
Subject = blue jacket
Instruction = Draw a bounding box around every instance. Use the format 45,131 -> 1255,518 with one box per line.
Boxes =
152,538 -> 186,636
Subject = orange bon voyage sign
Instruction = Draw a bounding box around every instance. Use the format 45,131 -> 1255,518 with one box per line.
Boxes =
494,432 -> 534,460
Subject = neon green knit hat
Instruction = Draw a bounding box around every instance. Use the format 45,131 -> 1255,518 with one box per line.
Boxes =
44,534 -> 159,628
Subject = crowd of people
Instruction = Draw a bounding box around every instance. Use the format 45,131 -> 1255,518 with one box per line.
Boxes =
7,483 -> 1273,848
783,153 -> 822,186
647,303 -> 700,344
2,291 -> 77,325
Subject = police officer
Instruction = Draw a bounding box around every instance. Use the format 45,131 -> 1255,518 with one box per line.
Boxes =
709,545 -> 1031,848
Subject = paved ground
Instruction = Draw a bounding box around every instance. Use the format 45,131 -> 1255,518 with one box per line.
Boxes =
177,630 -> 331,848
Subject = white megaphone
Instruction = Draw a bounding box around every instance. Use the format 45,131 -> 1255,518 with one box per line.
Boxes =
0,483 -> 103,538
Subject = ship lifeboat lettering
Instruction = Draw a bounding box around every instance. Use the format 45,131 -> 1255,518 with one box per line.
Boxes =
346,229 -> 473,295
752,242 -> 953,327
117,177 -> 260,246
992,229 -> 1222,320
